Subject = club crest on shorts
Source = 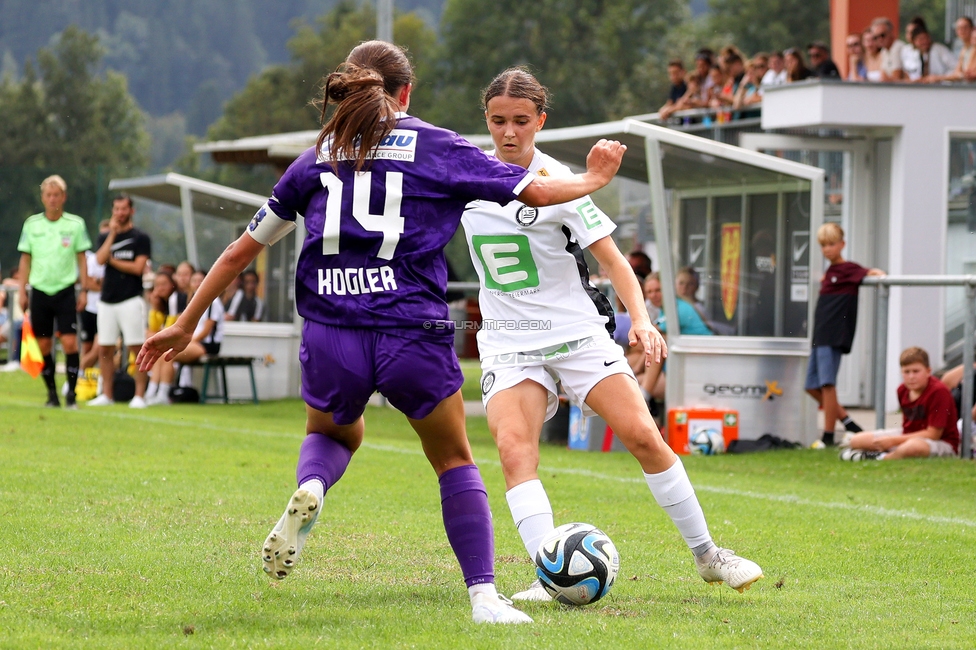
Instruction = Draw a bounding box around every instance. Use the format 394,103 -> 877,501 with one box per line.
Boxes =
481,371 -> 496,395
515,205 -> 539,227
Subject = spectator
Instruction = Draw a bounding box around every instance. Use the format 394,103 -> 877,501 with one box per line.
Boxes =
872,16 -> 905,81
862,28 -> 886,81
80,219 -> 109,371
945,19 -> 976,81
1,269 -> 24,371
912,27 -> 960,82
952,16 -> 974,59
713,51 -> 745,107
88,194 -> 152,408
732,57 -> 765,111
784,48 -> 811,82
226,269 -> 266,322
805,223 -> 885,446
644,271 -> 663,324
841,347 -> 959,461
627,250 -> 652,281
705,64 -> 727,108
761,51 -> 788,89
659,267 -> 713,336
900,17 -> 930,80
145,271 -> 178,406
846,33 -> 867,80
659,59 -> 689,120
680,50 -> 715,109
173,270 -> 225,391
16,175 -> 91,408
807,41 -> 841,78
169,260 -> 193,318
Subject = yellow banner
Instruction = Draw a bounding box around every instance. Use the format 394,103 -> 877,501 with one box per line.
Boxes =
720,224 -> 741,321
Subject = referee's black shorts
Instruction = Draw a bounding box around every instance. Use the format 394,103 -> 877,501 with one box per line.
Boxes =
30,286 -> 78,339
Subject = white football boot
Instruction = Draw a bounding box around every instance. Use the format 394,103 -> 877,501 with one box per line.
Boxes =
511,578 -> 552,602
695,547 -> 764,593
471,593 -> 533,624
262,488 -> 320,579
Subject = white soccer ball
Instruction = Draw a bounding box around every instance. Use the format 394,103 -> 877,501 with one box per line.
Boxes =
689,427 -> 725,455
535,522 -> 620,605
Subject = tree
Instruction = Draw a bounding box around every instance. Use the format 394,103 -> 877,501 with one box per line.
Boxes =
705,0 -> 831,57
197,1 -> 438,195
0,26 -> 149,275
207,1 -> 439,143
431,0 -> 689,134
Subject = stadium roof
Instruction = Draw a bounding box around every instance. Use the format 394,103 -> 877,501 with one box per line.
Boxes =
108,172 -> 265,220
192,116 -> 666,183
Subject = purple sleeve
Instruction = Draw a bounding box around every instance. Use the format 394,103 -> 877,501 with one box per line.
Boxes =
433,134 -> 532,205
267,148 -> 323,221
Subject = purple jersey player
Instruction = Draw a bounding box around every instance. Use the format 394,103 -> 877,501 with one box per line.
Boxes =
137,41 -> 625,625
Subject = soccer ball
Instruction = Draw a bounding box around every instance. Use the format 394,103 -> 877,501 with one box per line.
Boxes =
689,427 -> 725,455
535,523 -> 619,605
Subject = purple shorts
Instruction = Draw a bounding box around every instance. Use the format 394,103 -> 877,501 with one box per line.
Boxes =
300,321 -> 464,425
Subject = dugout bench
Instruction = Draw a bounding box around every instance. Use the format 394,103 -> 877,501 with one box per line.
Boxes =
184,356 -> 259,404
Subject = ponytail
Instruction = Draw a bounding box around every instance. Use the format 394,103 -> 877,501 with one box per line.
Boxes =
315,41 -> 415,171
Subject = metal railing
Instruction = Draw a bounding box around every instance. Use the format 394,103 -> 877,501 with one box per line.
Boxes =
863,275 -> 976,459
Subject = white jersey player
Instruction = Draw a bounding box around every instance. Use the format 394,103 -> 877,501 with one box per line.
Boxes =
462,68 -> 763,601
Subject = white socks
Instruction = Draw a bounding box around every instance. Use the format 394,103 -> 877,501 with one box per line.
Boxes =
299,478 -> 325,503
146,382 -> 158,399
644,459 -> 714,554
505,479 -> 554,559
468,582 -> 499,602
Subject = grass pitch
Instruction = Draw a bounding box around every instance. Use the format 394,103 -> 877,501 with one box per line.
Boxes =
1,370 -> 975,649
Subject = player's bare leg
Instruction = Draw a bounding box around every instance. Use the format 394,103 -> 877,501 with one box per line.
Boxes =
486,380 -> 553,601
587,374 -> 763,593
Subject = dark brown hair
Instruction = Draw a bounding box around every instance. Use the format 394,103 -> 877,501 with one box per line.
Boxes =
481,67 -> 550,115
315,40 -> 415,171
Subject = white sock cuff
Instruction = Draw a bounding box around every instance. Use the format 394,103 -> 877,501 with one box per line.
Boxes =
644,458 -> 695,507
299,478 -> 325,502
505,479 -> 552,523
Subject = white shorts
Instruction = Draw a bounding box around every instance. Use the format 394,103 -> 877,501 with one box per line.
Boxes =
480,336 -> 636,422
870,430 -> 957,458
97,296 -> 146,347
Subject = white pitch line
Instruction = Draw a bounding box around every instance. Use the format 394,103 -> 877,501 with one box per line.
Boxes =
7,399 -> 976,528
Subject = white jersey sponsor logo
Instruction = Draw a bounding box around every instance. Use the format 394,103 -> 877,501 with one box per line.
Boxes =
317,129 -> 418,164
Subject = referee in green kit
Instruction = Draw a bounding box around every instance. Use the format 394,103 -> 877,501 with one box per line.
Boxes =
16,175 -> 91,408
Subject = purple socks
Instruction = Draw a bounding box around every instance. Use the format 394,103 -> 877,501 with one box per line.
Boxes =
296,433 -> 353,490
439,465 -> 495,587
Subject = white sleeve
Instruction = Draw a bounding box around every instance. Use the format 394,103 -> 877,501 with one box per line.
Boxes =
562,197 -> 617,249
246,203 -> 297,246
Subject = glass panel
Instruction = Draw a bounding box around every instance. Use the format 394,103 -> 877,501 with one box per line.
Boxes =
945,136 -> 976,354
660,142 -> 811,338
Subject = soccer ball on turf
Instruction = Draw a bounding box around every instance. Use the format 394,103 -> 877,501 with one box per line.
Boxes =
535,522 -> 619,605
689,427 -> 725,455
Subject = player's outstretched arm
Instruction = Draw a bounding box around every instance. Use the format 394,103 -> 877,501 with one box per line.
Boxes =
136,232 -> 265,371
518,139 -> 626,207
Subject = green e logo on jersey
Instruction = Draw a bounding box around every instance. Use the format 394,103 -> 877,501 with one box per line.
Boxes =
576,200 -> 602,230
472,235 -> 540,292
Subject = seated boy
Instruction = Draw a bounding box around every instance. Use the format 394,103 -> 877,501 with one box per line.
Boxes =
841,347 -> 959,461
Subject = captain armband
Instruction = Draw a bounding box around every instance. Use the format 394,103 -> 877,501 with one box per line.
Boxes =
245,203 -> 297,246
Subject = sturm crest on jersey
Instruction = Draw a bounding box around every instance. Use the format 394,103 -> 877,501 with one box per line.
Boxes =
535,522 -> 619,605
515,205 -> 539,227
